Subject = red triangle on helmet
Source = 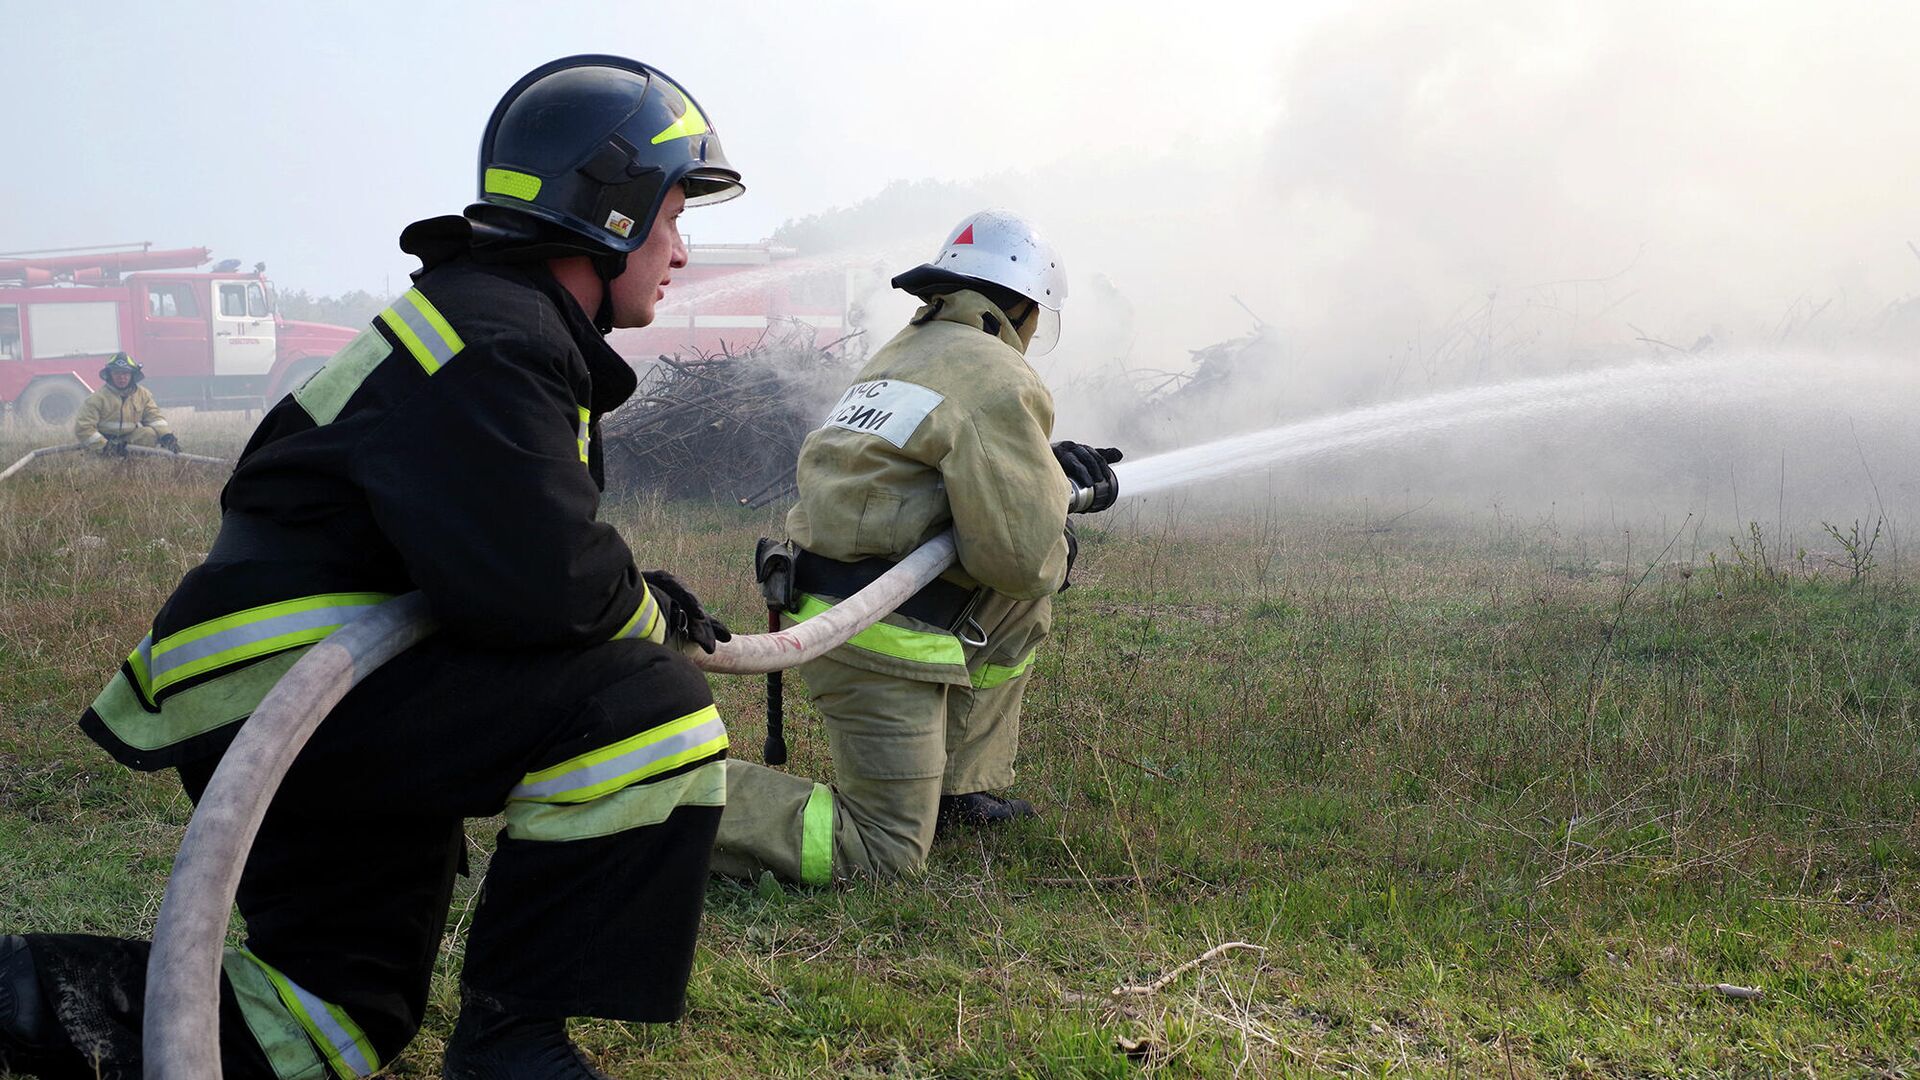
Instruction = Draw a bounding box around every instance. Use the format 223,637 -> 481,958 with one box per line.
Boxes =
953,224 -> 975,245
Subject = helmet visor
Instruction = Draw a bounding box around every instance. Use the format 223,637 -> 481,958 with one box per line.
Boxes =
1030,306 -> 1061,356
682,167 -> 745,206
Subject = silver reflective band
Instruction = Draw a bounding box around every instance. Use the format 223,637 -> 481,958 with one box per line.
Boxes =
147,604 -> 374,687
279,974 -> 376,1078
614,587 -> 661,640
381,291 -> 460,371
510,715 -> 728,802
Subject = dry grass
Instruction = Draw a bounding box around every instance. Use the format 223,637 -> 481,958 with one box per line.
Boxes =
4,414 -> 1919,1077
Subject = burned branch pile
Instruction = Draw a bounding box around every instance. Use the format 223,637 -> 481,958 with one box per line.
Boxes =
602,325 -> 855,505
1069,322 -> 1286,454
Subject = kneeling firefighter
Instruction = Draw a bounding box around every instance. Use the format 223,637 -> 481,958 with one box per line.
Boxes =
74,353 -> 180,454
2,56 -> 742,1080
712,210 -> 1124,886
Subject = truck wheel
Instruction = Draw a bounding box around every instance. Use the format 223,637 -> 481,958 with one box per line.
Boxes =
16,379 -> 88,428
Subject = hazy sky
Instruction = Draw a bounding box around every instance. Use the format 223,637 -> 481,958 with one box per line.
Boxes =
6,1 -> 1918,373
0,1 -> 1320,295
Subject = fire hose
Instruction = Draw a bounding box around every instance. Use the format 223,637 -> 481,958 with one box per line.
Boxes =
143,531 -> 960,1079
0,440 -> 230,483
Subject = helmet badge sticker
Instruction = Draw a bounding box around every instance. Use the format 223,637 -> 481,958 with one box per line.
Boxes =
953,224 -> 976,245
604,210 -> 637,238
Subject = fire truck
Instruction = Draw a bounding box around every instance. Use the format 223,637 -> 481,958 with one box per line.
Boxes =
0,243 -> 357,426
610,242 -> 874,362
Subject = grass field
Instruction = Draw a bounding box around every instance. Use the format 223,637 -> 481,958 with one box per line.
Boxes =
2,415 -> 1917,1078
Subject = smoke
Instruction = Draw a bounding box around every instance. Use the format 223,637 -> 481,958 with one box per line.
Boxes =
772,2 -> 1920,530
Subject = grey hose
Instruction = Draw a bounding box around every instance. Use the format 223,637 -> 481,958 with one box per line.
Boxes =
125,444 -> 232,467
0,441 -> 86,482
144,531 -> 958,1078
143,592 -> 437,1079
690,530 -> 958,673
0,441 -> 229,484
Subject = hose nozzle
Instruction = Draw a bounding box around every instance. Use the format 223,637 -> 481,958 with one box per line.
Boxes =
1067,483 -> 1099,514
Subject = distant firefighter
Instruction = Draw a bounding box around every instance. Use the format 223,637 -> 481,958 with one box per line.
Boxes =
74,353 -> 180,453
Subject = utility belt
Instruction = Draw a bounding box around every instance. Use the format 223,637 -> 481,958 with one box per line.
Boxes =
780,546 -> 988,645
208,512 -> 354,564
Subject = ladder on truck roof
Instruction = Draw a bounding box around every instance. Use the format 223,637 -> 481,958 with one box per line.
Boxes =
0,242 -> 212,285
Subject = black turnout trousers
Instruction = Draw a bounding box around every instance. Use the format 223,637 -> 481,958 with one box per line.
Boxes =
25,634 -> 721,1078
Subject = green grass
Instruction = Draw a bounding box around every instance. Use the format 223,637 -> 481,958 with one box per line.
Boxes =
3,417 -> 1918,1077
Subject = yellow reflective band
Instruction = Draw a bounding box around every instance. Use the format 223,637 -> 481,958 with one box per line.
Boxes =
511,704 -> 728,804
792,593 -> 965,667
144,592 -> 393,697
651,86 -> 710,145
800,782 -> 834,885
377,288 -> 464,375
223,948 -> 328,1080
94,650 -> 310,752
612,581 -> 665,644
126,634 -> 153,697
972,648 -> 1037,689
576,404 -> 591,463
236,949 -> 379,1079
506,758 -> 726,842
483,167 -> 543,201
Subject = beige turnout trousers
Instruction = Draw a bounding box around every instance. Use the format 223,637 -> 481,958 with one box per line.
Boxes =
711,594 -> 1044,885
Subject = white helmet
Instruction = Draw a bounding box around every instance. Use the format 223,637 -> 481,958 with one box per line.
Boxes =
893,209 -> 1068,354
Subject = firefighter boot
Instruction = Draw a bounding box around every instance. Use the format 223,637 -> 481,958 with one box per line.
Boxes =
0,935 -> 79,1077
442,995 -> 614,1080
938,791 -> 1038,829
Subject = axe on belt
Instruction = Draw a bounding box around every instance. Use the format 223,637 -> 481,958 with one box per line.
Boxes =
752,537 -> 798,765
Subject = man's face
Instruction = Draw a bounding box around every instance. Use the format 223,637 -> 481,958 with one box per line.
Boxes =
608,186 -> 690,329
109,370 -> 132,390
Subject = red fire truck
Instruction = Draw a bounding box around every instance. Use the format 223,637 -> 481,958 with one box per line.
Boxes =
609,242 -> 873,362
1,244 -> 357,425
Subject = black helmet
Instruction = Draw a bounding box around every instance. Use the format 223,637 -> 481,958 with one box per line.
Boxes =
100,352 -> 143,384
474,55 -> 743,258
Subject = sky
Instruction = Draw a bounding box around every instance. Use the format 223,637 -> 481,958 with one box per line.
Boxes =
0,0 -> 1318,297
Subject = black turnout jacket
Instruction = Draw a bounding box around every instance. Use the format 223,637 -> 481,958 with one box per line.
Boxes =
81,226 -> 652,769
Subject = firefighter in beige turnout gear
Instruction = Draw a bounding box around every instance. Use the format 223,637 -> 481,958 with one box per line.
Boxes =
74,353 -> 178,453
713,211 -> 1123,885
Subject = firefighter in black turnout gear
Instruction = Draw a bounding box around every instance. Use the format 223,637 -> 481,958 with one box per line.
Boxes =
1,56 -> 744,1080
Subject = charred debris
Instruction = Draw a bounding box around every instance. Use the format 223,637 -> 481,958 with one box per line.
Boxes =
602,321 -> 860,507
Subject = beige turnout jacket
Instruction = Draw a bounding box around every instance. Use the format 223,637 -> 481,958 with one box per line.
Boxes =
74,384 -> 171,446
786,289 -> 1070,682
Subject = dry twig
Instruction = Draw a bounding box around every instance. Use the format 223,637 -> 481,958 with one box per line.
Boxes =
1111,942 -> 1266,997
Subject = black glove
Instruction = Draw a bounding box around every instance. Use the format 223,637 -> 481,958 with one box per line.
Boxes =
642,570 -> 733,654
99,437 -> 129,458
157,433 -> 181,453
1052,441 -> 1123,513
1059,519 -> 1079,593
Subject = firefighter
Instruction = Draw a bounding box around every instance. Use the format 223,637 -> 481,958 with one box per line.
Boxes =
711,210 -> 1124,886
74,353 -> 179,454
1,56 -> 743,1080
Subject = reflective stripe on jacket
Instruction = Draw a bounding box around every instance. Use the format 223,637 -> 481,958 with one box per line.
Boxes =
784,288 -> 1065,683
73,384 -> 170,445
786,289 -> 1070,599
81,257 -> 657,770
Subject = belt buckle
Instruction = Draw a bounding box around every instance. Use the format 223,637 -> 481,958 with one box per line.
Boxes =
949,588 -> 989,648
